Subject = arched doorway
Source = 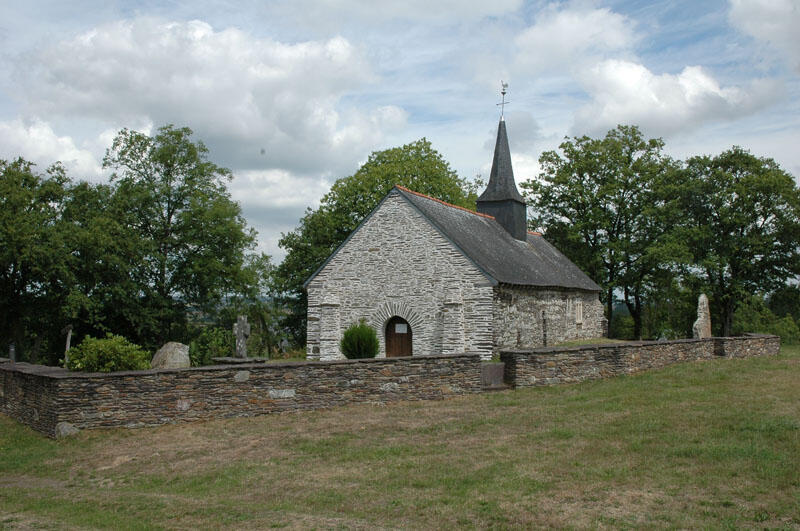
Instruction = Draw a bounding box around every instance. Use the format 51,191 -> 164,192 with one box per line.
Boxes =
385,316 -> 412,357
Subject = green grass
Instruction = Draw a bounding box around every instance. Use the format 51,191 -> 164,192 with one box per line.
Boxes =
1,345 -> 798,529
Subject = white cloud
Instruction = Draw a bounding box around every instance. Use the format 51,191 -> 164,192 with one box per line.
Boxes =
0,118 -> 103,178
15,18 -> 406,175
729,0 -> 800,71
515,3 -> 637,74
573,59 -> 781,136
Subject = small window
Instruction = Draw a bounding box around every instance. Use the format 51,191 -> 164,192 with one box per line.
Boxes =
575,299 -> 583,324
395,323 -> 408,334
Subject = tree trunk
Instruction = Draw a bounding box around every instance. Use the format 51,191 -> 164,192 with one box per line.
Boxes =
722,297 -> 734,337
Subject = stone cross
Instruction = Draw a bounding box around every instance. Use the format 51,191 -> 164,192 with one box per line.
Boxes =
233,315 -> 251,358
692,293 -> 712,339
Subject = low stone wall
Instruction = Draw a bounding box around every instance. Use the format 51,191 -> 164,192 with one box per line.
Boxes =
500,334 -> 780,388
0,334 -> 780,438
0,354 -> 482,438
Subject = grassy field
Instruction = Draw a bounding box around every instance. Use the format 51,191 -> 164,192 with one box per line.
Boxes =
1,346 -> 798,529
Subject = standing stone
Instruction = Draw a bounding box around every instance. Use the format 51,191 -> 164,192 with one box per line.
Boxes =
693,294 -> 712,339
61,324 -> 73,365
233,315 -> 251,359
151,342 -> 191,369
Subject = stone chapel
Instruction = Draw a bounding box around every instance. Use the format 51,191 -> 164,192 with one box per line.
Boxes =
304,118 -> 604,360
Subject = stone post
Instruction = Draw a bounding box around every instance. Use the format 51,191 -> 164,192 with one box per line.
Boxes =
319,294 -> 341,360
233,315 -> 251,358
442,288 -> 465,354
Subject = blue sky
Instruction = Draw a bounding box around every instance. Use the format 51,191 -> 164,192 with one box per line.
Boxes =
1,0 -> 798,260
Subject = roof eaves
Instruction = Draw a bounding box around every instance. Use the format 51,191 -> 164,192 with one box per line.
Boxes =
498,281 -> 601,293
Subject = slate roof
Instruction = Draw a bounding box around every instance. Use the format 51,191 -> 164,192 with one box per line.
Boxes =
395,186 -> 601,291
477,120 -> 524,203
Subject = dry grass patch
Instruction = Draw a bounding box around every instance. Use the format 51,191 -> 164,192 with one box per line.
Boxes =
1,345 -> 798,529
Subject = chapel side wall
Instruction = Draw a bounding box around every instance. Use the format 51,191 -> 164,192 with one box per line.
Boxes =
492,286 -> 604,351
307,194 -> 494,360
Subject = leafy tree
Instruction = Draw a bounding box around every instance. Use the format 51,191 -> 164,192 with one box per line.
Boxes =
680,147 -> 800,336
522,125 -> 683,339
58,181 -> 141,345
188,326 -> 234,366
767,283 -> 800,322
274,138 -> 478,344
733,295 -> 799,344
217,253 -> 286,358
103,125 -> 259,347
0,158 -> 70,362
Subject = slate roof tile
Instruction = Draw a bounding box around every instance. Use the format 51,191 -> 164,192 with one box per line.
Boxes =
395,186 -> 601,291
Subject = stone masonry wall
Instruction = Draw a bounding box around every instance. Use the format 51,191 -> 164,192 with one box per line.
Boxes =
307,192 -> 494,360
0,354 -> 482,438
493,285 -> 604,351
501,334 -> 780,388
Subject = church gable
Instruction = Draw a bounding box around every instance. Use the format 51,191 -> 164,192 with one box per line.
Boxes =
306,191 -> 494,360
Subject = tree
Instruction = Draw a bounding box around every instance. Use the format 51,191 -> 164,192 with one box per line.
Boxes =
522,125 -> 683,339
0,158 -> 70,361
103,125 -> 259,346
273,138 -> 478,345
680,147 -> 800,336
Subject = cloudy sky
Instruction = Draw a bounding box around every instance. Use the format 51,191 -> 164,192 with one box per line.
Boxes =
1,0 -> 798,260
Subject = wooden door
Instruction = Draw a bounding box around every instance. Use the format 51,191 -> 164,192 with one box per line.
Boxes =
385,316 -> 412,357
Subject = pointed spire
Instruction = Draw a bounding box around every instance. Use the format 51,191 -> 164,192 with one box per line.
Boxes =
478,120 -> 524,203
476,117 -> 527,241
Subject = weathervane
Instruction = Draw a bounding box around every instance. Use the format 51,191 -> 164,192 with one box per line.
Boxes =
497,81 -> 510,120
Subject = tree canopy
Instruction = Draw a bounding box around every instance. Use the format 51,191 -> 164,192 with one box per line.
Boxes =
1,126 -> 269,363
522,125 -> 683,339
273,138 -> 479,344
680,147 -> 800,336
103,125 -> 260,345
524,127 -> 800,340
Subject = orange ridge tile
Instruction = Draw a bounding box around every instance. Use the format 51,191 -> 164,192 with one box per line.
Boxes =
394,185 -> 496,220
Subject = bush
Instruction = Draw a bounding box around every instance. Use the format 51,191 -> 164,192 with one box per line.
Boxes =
340,319 -> 379,359
734,295 -> 800,344
189,326 -> 234,366
609,313 -> 634,340
65,333 -> 151,372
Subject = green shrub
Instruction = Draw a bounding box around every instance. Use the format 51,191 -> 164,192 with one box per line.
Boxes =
340,319 -> 379,359
65,334 -> 150,372
189,326 -> 234,366
733,296 -> 800,344
609,313 -> 635,340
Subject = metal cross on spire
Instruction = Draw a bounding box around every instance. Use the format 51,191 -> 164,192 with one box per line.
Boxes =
497,81 -> 510,120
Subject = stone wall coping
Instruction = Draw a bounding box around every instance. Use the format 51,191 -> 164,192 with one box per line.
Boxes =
500,335 -> 779,356
0,352 -> 482,380
0,357 -> 10,364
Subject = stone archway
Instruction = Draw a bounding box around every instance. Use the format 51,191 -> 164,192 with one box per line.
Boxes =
370,301 -> 424,358
385,316 -> 413,357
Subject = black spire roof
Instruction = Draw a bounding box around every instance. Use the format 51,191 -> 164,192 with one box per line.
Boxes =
477,120 -> 524,203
